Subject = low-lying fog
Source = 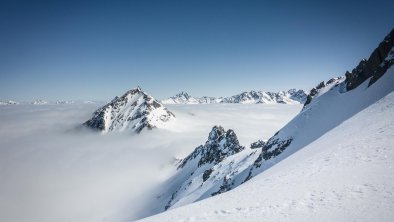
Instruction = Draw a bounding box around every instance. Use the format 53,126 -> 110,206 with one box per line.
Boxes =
0,103 -> 301,222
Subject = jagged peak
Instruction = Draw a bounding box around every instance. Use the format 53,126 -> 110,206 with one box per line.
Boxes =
303,29 -> 394,109
178,125 -> 244,169
124,86 -> 144,96
176,91 -> 189,96
83,87 -> 175,133
208,125 -> 225,141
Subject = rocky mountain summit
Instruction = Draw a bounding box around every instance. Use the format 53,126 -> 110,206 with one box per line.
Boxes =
155,126 -> 249,211
178,126 -> 245,169
83,87 -> 175,133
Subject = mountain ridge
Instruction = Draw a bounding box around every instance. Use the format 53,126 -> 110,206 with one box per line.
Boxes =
161,89 -> 307,105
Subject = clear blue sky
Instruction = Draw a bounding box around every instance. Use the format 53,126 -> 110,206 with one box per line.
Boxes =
0,0 -> 393,101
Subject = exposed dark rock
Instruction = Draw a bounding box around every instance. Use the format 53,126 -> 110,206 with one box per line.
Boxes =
253,137 -> 293,168
346,29 -> 394,90
202,168 -> 213,182
250,140 -> 266,149
178,126 -> 245,169
304,29 -> 394,109
211,176 -> 234,196
165,126 -> 244,210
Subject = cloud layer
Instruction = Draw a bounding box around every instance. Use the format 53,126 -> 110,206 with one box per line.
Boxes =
0,103 -> 300,222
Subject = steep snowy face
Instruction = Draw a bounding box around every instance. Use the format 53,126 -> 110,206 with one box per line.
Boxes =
244,28 -> 394,181
223,89 -> 307,104
155,126 -> 248,211
83,87 -> 175,133
304,29 -> 394,108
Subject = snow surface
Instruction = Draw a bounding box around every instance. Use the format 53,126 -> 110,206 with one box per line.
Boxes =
0,103 -> 300,222
137,90 -> 394,222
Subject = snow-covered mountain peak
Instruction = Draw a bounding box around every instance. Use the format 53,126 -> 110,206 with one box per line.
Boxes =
161,91 -> 201,104
156,126 -> 246,211
178,125 -> 244,169
208,125 -> 225,141
175,91 -> 191,99
222,89 -> 307,104
83,87 -> 175,133
32,99 -> 48,105
0,100 -> 19,105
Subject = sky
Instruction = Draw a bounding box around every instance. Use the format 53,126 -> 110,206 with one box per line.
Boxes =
0,0 -> 393,101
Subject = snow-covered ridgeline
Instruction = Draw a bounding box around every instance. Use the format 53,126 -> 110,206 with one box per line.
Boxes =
161,89 -> 307,105
138,89 -> 394,222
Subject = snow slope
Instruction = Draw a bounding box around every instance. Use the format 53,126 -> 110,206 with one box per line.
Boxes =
137,89 -> 394,222
141,30 -> 394,215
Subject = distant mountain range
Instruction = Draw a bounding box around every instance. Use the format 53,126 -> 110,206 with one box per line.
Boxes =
0,100 -> 19,105
161,89 -> 307,105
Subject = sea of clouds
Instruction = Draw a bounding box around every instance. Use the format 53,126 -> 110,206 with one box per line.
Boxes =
0,103 -> 300,222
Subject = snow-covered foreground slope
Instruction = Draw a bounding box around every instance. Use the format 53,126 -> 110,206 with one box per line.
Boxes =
138,91 -> 394,222
143,30 -> 394,215
0,103 -> 300,222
